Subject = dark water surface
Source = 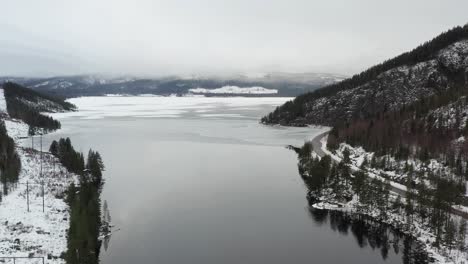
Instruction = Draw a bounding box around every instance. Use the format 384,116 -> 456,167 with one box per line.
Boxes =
43,97 -> 426,264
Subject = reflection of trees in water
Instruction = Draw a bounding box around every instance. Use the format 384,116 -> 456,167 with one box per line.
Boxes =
102,200 -> 112,252
307,205 -> 431,264
103,234 -> 111,251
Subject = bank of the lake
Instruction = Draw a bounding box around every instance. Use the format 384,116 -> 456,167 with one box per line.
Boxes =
41,96 -> 434,264
0,85 -> 107,264
293,132 -> 467,263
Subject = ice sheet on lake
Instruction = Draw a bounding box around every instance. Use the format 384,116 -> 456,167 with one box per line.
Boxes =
48,96 -> 293,120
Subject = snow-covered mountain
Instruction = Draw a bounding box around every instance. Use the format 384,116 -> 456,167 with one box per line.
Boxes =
263,25 -> 468,126
0,72 -> 345,98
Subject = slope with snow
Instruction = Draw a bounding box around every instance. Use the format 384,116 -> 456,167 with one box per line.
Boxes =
264,36 -> 468,126
0,88 -> 77,263
308,135 -> 468,264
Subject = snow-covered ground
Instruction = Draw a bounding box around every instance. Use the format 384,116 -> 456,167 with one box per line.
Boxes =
312,134 -> 468,264
319,135 -> 468,199
319,136 -> 408,192
4,119 -> 29,141
0,88 -> 77,263
189,86 -> 278,94
0,148 -> 77,263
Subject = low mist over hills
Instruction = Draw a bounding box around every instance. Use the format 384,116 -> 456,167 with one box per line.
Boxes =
0,72 -> 345,98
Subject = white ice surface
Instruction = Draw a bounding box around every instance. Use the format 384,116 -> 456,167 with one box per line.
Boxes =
47,96 -> 293,120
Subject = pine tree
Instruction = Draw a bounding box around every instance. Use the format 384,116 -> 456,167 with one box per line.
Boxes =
342,147 -> 351,164
352,171 -> 366,199
416,181 -> 429,221
28,125 -> 35,149
392,195 -> 403,213
458,219 -> 467,252
444,219 -> 456,251
49,140 -> 58,156
405,174 -> 415,230
87,150 -> 105,185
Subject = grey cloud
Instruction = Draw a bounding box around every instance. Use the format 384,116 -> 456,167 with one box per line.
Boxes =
0,0 -> 467,77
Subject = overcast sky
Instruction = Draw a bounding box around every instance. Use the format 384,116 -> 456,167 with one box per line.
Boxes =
1,0 -> 467,77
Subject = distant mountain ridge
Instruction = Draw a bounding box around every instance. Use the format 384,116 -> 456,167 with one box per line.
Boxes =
0,72 -> 346,98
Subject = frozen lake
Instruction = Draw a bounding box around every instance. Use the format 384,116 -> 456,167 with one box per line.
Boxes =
44,96 -> 426,264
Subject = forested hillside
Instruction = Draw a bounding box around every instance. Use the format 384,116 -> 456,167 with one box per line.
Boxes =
0,122 -> 21,197
264,24 -> 468,171
2,82 -> 75,131
266,25 -> 468,256
262,24 -> 468,126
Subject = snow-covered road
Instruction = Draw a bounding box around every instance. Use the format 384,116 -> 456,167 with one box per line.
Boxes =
312,132 -> 468,219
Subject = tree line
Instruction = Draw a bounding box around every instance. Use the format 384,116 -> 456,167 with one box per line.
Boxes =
0,121 -> 21,200
3,82 -> 75,131
65,179 -> 102,264
49,138 -> 104,185
262,24 -> 468,125
327,83 -> 468,200
49,138 -> 105,264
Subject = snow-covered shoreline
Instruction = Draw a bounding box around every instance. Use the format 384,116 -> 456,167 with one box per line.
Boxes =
307,132 -> 468,264
0,88 -> 78,263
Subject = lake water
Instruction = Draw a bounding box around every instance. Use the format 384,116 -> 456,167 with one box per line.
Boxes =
45,96 -> 426,264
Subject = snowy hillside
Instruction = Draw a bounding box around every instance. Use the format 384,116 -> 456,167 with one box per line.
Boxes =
3,82 -> 75,113
0,88 -> 77,263
263,25 -> 468,126
307,137 -> 468,263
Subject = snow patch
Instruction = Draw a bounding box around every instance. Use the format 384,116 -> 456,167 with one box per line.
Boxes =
189,86 -> 278,94
4,119 -> 29,140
